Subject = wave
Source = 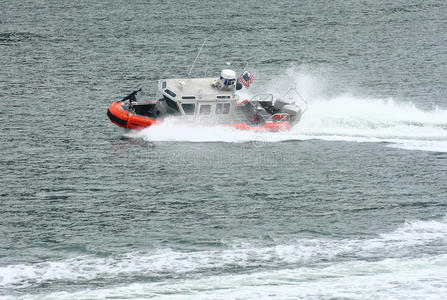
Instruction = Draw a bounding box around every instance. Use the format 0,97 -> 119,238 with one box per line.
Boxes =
127,69 -> 447,153
2,216 -> 447,295
291,95 -> 447,152
13,254 -> 447,300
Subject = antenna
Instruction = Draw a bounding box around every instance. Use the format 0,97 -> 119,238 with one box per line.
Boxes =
187,38 -> 208,78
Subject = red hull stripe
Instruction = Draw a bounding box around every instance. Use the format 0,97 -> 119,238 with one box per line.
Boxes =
107,101 -> 290,132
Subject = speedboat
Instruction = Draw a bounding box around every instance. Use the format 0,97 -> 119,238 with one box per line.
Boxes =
107,69 -> 306,132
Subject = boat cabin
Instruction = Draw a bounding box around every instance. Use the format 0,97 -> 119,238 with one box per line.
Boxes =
158,70 -> 239,118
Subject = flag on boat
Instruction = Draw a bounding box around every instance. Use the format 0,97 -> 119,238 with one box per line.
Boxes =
238,71 -> 254,88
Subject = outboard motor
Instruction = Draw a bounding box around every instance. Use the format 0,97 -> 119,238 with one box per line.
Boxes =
273,97 -> 295,110
281,104 -> 302,123
274,98 -> 302,124
216,69 -> 236,91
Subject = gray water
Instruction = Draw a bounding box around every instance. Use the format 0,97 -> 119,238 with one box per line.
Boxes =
1,0 -> 447,299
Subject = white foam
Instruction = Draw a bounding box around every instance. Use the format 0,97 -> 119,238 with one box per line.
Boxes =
2,217 -> 447,294
388,140 -> 447,152
126,69 -> 447,152
10,254 -> 447,300
293,95 -> 447,152
126,118 -> 258,143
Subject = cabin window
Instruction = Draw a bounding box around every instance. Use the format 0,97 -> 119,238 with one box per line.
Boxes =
182,96 -> 196,100
162,81 -> 167,89
164,96 -> 179,112
217,95 -> 230,99
216,103 -> 230,114
223,103 -> 230,114
164,89 -> 176,98
182,103 -> 195,115
216,103 -> 222,114
199,104 -> 211,115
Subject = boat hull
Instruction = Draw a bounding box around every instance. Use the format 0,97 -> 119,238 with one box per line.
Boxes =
107,101 -> 291,132
107,101 -> 157,130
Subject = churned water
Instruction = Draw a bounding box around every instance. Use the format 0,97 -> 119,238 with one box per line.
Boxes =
1,0 -> 447,299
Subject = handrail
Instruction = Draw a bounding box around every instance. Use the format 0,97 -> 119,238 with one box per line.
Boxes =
282,88 -> 308,113
249,93 -> 273,103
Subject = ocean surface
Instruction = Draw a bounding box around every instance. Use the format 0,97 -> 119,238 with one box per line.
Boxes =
1,0 -> 447,299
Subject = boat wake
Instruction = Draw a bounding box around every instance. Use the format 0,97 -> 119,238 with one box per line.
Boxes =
127,70 -> 447,153
3,216 -> 447,299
